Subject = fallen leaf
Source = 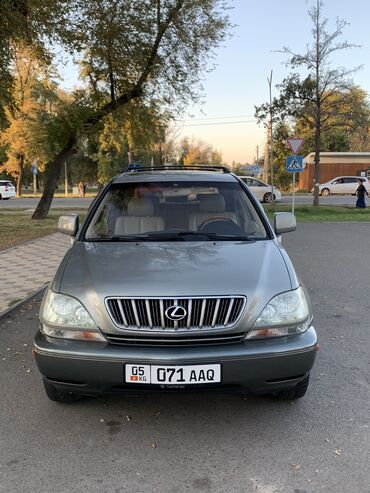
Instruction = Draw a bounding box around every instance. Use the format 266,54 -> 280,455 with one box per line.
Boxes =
335,449 -> 342,456
155,411 -> 162,416
291,464 -> 301,470
125,415 -> 131,422
151,443 -> 156,448
26,369 -> 31,373
100,418 -> 105,423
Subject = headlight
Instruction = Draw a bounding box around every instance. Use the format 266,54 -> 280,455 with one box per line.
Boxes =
246,286 -> 311,340
40,290 -> 106,342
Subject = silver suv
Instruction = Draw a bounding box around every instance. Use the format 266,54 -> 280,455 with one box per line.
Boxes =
33,166 -> 317,402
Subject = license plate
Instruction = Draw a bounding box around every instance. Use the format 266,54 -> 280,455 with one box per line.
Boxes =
125,364 -> 221,385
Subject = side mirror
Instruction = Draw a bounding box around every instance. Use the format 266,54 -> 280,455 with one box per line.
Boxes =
274,212 -> 296,235
58,215 -> 79,236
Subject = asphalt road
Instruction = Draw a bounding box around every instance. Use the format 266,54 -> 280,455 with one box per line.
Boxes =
0,194 -> 361,209
1,223 -> 369,492
0,197 -> 94,209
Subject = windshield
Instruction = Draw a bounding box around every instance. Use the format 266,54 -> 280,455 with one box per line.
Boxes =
84,180 -> 268,241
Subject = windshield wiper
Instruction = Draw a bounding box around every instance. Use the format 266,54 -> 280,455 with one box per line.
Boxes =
87,235 -> 151,242
129,232 -> 255,241
88,232 -> 256,242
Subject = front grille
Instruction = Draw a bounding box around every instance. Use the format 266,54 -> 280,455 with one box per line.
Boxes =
105,332 -> 245,346
106,296 -> 246,332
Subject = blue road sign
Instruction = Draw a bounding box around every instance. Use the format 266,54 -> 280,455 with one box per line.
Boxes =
286,155 -> 303,172
32,166 -> 38,175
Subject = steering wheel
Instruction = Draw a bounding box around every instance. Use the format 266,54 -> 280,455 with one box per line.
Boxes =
198,217 -> 242,235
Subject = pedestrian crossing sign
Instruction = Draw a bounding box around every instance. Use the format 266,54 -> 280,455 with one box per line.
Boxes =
286,155 -> 303,172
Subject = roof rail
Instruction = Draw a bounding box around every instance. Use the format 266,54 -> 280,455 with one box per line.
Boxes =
124,164 -> 231,174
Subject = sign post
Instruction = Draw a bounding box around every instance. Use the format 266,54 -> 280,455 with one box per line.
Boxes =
286,155 -> 303,214
32,160 -> 38,196
286,138 -> 305,214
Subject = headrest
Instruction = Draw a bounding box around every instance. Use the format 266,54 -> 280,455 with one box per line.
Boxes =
199,194 -> 225,212
127,198 -> 154,216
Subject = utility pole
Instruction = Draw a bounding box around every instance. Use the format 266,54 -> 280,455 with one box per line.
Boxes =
267,70 -> 275,205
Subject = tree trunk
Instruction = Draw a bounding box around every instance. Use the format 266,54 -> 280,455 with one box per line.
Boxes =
158,143 -> 163,165
16,155 -> 24,197
32,137 -> 76,219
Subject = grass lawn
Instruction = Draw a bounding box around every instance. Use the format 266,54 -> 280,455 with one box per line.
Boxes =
264,205 -> 370,222
0,211 -> 86,251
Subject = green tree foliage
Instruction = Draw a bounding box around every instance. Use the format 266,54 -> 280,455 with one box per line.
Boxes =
32,0 -> 232,218
93,100 -> 172,183
271,123 -> 293,191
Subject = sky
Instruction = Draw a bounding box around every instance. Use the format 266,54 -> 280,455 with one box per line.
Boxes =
59,0 -> 370,165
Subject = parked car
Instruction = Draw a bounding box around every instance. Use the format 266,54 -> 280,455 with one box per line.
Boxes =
33,166 -> 317,403
0,180 -> 16,200
312,176 -> 370,196
238,176 -> 282,203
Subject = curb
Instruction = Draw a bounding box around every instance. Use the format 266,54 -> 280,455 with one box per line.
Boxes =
0,285 -> 48,322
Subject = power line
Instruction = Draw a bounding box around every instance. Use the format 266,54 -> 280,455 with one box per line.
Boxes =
173,120 -> 257,127
175,114 -> 256,122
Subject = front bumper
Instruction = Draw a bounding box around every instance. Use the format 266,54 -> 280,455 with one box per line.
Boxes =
33,326 -> 318,395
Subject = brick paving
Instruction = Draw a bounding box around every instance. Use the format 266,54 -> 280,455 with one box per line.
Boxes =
0,233 -> 71,315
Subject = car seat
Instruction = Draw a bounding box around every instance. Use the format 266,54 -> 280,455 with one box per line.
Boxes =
114,198 -> 164,235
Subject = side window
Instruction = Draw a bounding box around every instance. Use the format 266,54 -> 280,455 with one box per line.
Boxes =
332,178 -> 343,184
242,178 -> 252,186
344,178 -> 356,183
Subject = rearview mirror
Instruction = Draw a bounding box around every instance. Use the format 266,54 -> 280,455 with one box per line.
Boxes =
274,212 -> 296,235
58,215 -> 79,236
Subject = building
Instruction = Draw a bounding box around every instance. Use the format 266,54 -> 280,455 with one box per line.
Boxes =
299,152 -> 370,190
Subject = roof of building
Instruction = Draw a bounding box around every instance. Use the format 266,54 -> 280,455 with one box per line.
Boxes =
304,152 -> 370,164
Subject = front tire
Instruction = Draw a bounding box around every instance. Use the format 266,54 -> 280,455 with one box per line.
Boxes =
263,192 -> 275,203
43,379 -> 81,403
277,374 -> 310,400
321,188 -> 330,196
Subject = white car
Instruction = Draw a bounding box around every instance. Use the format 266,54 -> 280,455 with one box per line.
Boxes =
0,180 -> 16,200
312,176 -> 370,196
239,176 -> 282,203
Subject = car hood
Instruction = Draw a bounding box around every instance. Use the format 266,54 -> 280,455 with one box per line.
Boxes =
56,240 -> 293,332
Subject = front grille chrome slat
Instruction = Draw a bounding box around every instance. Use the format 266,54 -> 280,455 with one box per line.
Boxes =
211,299 -> 220,327
117,299 -> 128,327
131,300 -> 140,328
106,296 -> 246,332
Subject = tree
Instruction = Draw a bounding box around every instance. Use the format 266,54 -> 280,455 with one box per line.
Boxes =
0,1 -> 72,125
31,0 -> 231,218
0,46 -> 59,196
255,0 -> 359,206
93,100 -> 173,183
182,138 -> 223,165
271,123 -> 293,191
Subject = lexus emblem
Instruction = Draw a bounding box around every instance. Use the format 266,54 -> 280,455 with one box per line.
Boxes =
165,305 -> 187,321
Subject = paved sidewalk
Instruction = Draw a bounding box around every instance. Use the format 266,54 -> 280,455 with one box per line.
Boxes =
0,233 -> 71,315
